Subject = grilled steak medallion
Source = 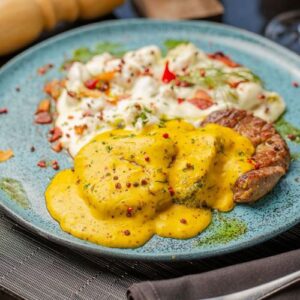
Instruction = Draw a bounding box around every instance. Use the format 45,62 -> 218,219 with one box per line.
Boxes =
201,109 -> 290,203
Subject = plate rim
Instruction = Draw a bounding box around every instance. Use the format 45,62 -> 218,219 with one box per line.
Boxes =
0,19 -> 299,261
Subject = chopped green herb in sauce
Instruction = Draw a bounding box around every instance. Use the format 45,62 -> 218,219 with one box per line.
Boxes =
67,42 -> 126,64
275,117 -> 300,144
195,214 -> 247,247
164,39 -> 190,51
0,178 -> 31,209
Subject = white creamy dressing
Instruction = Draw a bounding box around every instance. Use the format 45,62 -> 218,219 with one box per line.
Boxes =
55,43 -> 285,156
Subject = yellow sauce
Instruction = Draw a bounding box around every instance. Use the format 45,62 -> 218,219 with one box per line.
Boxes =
46,120 -> 254,248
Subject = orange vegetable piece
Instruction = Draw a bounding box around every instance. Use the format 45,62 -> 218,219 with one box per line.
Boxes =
0,149 -> 14,163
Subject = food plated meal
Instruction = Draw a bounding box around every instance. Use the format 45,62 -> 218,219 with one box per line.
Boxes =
42,42 -> 290,248
1,20 -> 299,259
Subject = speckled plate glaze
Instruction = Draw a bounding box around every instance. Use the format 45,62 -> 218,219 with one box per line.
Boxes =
0,20 -> 299,261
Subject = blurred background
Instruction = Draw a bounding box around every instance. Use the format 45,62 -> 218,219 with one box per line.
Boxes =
1,0 -> 300,64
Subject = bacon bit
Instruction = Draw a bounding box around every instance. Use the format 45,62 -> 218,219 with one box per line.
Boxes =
30,146 -> 35,152
51,160 -> 59,170
35,99 -> 51,114
74,124 -> 88,135
292,81 -> 299,88
37,160 -> 47,168
228,80 -> 247,89
162,133 -> 169,139
51,142 -> 63,153
162,61 -> 176,83
199,69 -> 206,77
145,156 -> 150,162
257,94 -> 266,100
67,90 -> 77,98
35,112 -> 52,124
208,52 -> 240,68
247,158 -> 260,169
44,80 -> 63,100
82,110 -> 94,117
126,183 -> 132,188
38,63 -> 53,75
168,186 -> 175,196
288,134 -> 296,141
188,90 -> 214,110
0,108 -> 8,114
48,127 -> 62,143
177,98 -> 185,104
142,68 -> 152,76
123,229 -> 131,236
0,149 -> 14,163
126,207 -> 133,217
180,218 -> 187,224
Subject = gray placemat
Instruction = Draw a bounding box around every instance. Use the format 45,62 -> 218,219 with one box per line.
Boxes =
0,209 -> 299,300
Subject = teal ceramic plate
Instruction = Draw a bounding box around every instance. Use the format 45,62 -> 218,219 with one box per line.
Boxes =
0,20 -> 299,261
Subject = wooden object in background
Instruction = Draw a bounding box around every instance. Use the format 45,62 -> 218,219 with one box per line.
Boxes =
135,0 -> 224,20
0,0 -> 124,56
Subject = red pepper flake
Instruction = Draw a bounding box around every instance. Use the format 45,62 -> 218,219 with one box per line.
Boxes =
177,98 -> 185,104
288,134 -> 296,141
115,182 -> 122,189
37,160 -> 47,168
67,90 -> 77,98
257,94 -> 266,100
84,78 -> 99,90
51,142 -> 63,153
168,186 -> 175,196
0,108 -> 8,114
174,79 -> 192,87
126,182 -> 132,188
82,110 -> 94,117
133,182 -> 139,187
292,81 -> 299,88
247,158 -> 260,169
38,63 -> 54,75
145,156 -> 150,162
228,80 -> 247,89
180,218 -> 187,224
162,133 -> 169,139
199,69 -> 206,77
48,127 -> 62,143
126,207 -> 133,217
162,61 -> 176,83
35,112 -> 52,124
51,160 -> 60,170
141,179 -> 148,185
208,52 -> 240,68
123,230 -> 131,236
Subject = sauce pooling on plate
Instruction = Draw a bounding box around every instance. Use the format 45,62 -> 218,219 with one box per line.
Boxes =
46,121 -> 254,248
54,43 -> 285,156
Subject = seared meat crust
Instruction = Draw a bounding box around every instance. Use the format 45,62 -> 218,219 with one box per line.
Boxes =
201,109 -> 290,203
